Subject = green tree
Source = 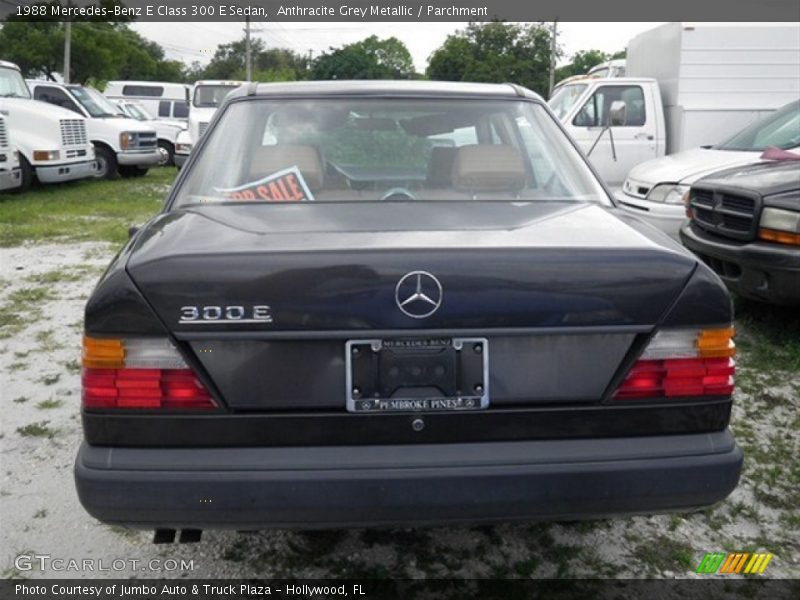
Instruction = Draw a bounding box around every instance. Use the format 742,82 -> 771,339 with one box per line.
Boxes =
554,49 -> 625,82
199,38 -> 310,81
311,35 -> 415,80
427,22 -> 555,96
0,7 -> 187,84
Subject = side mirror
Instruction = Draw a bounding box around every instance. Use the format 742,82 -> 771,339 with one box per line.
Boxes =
608,100 -> 627,127
185,87 -> 190,104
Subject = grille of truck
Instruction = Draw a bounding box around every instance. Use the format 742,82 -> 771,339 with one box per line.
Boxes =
65,149 -> 88,159
0,119 -> 7,148
137,133 -> 157,149
690,188 -> 758,241
60,119 -> 88,147
198,122 -> 209,137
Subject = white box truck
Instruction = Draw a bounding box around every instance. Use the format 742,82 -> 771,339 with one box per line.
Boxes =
177,80 -> 244,165
0,61 -> 97,191
549,23 -> 800,189
0,114 -> 22,192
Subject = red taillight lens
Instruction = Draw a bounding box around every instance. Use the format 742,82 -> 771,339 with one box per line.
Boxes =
82,367 -> 216,409
614,357 -> 734,400
81,336 -> 216,410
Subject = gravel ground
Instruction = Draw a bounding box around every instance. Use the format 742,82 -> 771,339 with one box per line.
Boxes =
1,242 -> 798,580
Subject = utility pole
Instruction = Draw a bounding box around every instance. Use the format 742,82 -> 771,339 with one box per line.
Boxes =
63,20 -> 71,84
245,16 -> 252,81
548,20 -> 557,97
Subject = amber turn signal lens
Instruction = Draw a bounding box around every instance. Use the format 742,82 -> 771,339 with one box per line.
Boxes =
82,336 -> 125,369
758,227 -> 800,246
697,326 -> 736,358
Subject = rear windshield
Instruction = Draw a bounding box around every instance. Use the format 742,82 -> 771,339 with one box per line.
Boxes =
173,98 -> 609,207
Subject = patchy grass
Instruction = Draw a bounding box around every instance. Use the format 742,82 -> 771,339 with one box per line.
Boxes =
633,536 -> 695,574
16,421 -> 57,439
35,399 -> 63,410
0,168 -> 174,246
735,298 -> 800,373
37,373 -> 61,386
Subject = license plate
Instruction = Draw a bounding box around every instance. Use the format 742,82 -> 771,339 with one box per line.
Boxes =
345,337 -> 489,413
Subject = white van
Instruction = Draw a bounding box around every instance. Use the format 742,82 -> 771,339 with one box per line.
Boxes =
0,114 -> 22,192
0,61 -> 97,191
28,81 -> 161,179
104,81 -> 190,122
549,23 -> 800,188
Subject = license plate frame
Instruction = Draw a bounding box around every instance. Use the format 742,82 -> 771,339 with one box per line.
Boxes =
345,337 -> 489,413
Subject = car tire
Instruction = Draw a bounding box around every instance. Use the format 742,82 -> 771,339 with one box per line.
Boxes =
94,145 -> 118,180
157,141 -> 174,166
14,154 -> 34,193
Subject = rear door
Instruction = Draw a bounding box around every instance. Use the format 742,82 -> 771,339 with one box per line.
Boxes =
568,82 -> 657,187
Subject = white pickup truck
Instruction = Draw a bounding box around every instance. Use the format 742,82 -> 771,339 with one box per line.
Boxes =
28,80 -> 161,179
0,61 -> 97,191
549,23 -> 800,236
113,99 -> 186,166
0,114 -> 22,192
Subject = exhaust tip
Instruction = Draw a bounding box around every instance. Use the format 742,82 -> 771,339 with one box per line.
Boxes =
153,528 -> 176,544
179,529 -> 203,543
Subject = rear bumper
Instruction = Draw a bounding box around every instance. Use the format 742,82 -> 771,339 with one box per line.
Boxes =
616,193 -> 686,240
681,222 -> 800,305
75,430 -> 742,529
35,159 -> 97,183
117,149 -> 161,167
0,167 -> 21,191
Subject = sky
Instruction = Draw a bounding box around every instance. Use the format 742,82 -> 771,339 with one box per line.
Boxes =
132,22 -> 666,72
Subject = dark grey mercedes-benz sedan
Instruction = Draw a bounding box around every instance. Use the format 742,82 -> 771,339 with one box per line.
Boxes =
75,81 -> 741,537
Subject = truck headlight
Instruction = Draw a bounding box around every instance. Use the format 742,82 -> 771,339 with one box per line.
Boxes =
759,206 -> 800,246
120,132 -> 138,150
175,143 -> 192,154
646,184 -> 690,205
33,150 -> 60,161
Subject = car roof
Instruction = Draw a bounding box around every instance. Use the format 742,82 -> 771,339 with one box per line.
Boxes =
0,60 -> 21,71
227,80 -> 542,101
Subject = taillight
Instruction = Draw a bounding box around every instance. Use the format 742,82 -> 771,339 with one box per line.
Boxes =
81,336 -> 216,410
614,326 -> 735,400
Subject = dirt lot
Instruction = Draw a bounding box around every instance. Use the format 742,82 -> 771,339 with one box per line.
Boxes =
1,172 -> 798,580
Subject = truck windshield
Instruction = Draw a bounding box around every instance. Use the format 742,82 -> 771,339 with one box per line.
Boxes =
174,97 -> 609,207
0,66 -> 31,99
121,102 -> 153,121
193,85 -> 239,108
548,84 -> 587,120
716,101 -> 800,152
69,87 -> 120,118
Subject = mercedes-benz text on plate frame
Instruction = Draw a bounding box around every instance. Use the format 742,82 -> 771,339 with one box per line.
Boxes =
395,271 -> 443,319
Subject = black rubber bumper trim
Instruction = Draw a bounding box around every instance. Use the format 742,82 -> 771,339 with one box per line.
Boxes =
75,430 -> 743,529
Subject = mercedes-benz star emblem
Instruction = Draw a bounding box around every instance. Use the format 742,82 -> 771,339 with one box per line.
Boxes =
395,271 -> 443,319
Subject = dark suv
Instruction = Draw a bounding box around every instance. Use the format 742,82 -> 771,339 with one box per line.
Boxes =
681,160 -> 800,305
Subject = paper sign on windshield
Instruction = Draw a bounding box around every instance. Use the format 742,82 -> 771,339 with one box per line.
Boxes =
217,166 -> 315,202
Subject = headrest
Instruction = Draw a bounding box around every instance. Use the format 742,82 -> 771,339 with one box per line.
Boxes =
452,144 -> 526,193
426,146 -> 456,188
248,145 -> 324,191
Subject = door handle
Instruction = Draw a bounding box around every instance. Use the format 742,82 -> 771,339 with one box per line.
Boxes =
634,133 -> 654,140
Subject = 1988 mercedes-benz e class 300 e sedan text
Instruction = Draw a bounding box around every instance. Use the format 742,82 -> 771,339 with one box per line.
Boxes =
75,81 -> 742,537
